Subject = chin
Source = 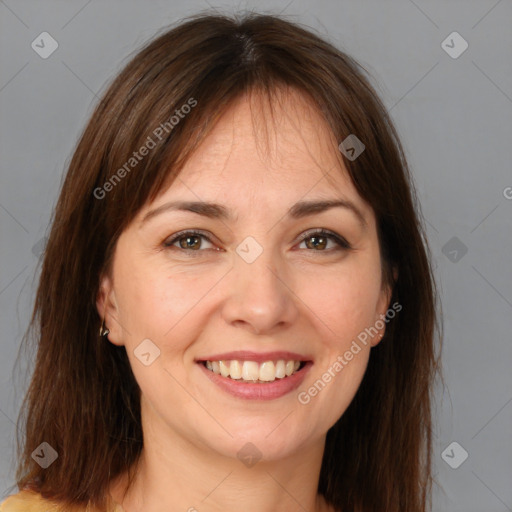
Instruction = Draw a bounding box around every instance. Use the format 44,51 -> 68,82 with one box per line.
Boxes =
204,420 -> 317,464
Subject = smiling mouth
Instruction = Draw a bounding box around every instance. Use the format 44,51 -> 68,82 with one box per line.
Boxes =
201,359 -> 306,383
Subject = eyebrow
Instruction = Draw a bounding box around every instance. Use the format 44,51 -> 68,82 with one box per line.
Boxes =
140,198 -> 367,228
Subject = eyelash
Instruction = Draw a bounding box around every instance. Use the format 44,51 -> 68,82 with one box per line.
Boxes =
163,228 -> 351,255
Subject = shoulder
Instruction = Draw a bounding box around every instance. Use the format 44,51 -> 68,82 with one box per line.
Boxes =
0,489 -> 61,511
0,490 -> 124,512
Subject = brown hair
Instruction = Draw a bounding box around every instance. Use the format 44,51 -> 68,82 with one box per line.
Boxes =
13,11 -> 441,512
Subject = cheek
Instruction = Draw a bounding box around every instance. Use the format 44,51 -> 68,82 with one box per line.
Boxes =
293,254 -> 382,417
113,259 -> 227,344
298,259 -> 383,343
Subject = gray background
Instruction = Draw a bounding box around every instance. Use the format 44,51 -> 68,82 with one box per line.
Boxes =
1,1 -> 511,511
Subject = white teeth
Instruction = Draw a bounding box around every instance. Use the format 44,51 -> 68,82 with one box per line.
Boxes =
203,359 -> 303,382
275,360 -> 286,379
211,361 -> 220,374
229,360 -> 242,379
259,361 -> 275,382
242,361 -> 260,381
219,360 -> 230,378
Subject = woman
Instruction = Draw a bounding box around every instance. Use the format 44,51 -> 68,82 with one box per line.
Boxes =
2,11 -> 440,512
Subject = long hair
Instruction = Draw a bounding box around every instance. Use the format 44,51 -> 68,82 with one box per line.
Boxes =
13,11 -> 441,512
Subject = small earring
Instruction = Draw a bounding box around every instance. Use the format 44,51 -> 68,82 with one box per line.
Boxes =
99,317 -> 110,337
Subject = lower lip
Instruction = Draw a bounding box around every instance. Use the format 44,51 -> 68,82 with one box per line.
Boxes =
197,362 -> 313,400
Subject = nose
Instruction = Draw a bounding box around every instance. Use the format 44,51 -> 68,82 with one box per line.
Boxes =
220,245 -> 299,335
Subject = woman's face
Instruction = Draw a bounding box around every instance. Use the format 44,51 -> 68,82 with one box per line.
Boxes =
99,89 -> 392,462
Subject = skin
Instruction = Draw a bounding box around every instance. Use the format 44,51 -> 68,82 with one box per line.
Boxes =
98,88 -> 392,512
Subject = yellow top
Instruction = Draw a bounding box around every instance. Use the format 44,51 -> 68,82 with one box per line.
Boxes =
0,490 -> 125,512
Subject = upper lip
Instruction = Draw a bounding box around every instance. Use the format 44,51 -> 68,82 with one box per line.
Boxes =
196,350 -> 313,363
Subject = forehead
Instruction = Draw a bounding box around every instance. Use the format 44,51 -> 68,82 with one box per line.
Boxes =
151,88 -> 368,217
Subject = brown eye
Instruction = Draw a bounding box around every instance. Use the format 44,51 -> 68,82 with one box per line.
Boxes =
306,236 -> 327,249
177,235 -> 202,250
164,231 -> 215,251
304,234 -> 328,250
298,230 -> 351,251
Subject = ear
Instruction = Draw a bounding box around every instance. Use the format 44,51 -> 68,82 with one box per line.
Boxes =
96,273 -> 124,347
371,266 -> 398,347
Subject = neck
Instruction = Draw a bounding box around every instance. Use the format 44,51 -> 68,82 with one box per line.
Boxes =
109,399 -> 333,512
